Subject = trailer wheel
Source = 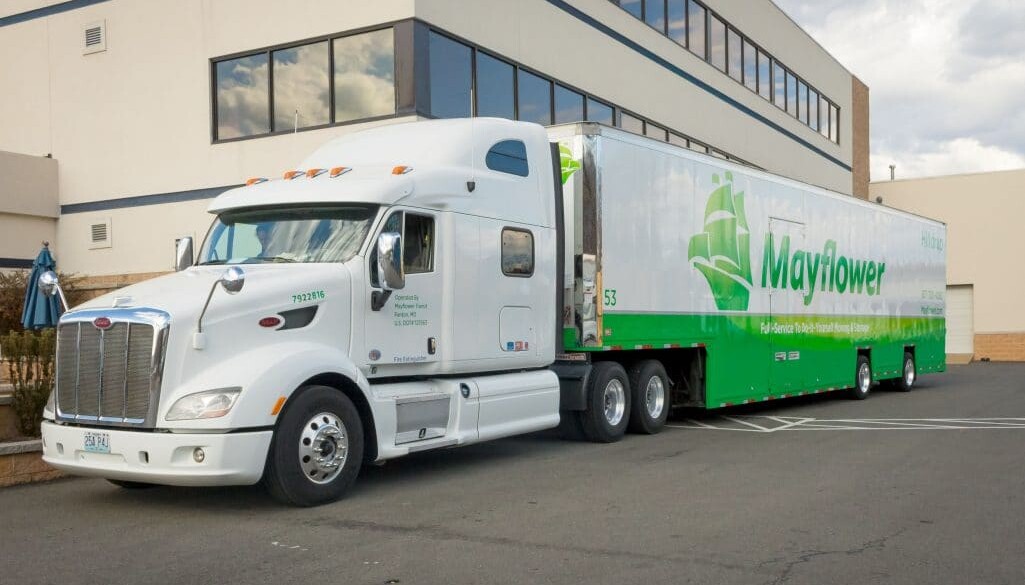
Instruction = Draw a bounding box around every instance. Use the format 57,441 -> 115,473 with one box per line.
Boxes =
579,361 -> 631,443
627,360 -> 670,434
894,352 -> 916,392
263,385 -> 364,507
849,355 -> 872,400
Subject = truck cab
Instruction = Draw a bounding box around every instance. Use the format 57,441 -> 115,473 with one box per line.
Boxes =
41,118 -> 565,506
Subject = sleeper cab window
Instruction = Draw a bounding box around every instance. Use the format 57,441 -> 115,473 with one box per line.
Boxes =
501,228 -> 534,277
485,140 -> 529,177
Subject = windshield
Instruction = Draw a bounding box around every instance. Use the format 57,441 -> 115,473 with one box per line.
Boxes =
198,205 -> 378,265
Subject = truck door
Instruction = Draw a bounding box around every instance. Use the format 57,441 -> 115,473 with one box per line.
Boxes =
364,209 -> 443,370
767,218 -> 806,394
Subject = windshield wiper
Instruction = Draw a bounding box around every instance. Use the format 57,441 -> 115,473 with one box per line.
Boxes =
247,255 -> 297,264
199,260 -> 228,265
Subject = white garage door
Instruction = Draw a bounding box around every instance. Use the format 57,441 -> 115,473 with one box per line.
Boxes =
946,285 -> 974,355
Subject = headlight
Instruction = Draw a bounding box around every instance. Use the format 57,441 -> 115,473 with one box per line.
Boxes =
166,388 -> 241,421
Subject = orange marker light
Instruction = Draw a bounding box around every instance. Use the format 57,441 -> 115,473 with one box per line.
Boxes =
329,166 -> 350,178
283,170 -> 303,180
245,177 -> 267,187
270,396 -> 286,416
391,165 -> 412,175
306,168 -> 325,178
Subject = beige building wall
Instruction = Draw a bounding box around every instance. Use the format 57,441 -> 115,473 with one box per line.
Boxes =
870,169 -> 1025,361
0,150 -> 58,268
1,0 -> 862,279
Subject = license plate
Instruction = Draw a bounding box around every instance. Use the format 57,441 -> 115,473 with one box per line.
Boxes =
84,431 -> 110,454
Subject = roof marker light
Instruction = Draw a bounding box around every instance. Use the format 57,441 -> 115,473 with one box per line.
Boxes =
306,168 -> 326,179
283,170 -> 304,180
392,165 -> 413,175
245,177 -> 267,187
329,166 -> 351,178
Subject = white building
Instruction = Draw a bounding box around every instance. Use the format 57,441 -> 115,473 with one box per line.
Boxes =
0,0 -> 868,278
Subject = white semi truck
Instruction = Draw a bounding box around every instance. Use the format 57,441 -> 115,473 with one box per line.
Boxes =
40,119 -> 946,506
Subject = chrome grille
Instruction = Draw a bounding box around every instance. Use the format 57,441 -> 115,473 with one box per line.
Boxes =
55,309 -> 169,427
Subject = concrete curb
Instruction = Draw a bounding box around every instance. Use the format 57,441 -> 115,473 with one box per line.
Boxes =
0,439 -> 41,456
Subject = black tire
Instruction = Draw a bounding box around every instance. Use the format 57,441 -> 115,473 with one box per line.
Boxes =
557,410 -> 586,441
263,385 -> 364,507
579,361 -> 631,443
894,352 -> 916,392
107,479 -> 157,489
627,360 -> 670,434
849,355 -> 872,400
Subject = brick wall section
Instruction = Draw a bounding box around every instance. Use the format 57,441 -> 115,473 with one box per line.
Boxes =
975,333 -> 1025,362
851,76 -> 871,200
0,447 -> 63,488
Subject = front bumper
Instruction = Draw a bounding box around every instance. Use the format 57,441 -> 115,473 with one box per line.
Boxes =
41,421 -> 272,487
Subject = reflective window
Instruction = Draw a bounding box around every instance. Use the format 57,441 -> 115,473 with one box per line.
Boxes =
669,133 -> 689,148
709,15 -> 726,72
645,0 -> 666,33
215,54 -> 270,139
619,111 -> 644,134
645,123 -> 668,142
820,95 -> 830,138
689,140 -> 709,154
554,85 -> 585,124
687,0 -> 706,59
667,0 -> 686,44
773,61 -> 785,109
486,140 -> 530,177
620,0 -> 643,19
429,32 -> 472,118
727,28 -> 742,82
742,38 -> 757,92
586,98 -> 614,125
517,69 -> 552,126
798,81 -> 808,124
809,89 -> 819,132
476,52 -> 515,119
786,70 -> 797,115
502,228 -> 534,277
830,104 -> 839,142
273,42 -> 329,131
333,29 -> 395,123
757,50 -> 771,100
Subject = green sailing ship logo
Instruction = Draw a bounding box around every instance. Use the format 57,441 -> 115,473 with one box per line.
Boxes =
559,143 -> 581,185
688,172 -> 753,311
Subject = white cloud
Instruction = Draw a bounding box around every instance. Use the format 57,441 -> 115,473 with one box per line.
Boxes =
773,0 -> 1025,180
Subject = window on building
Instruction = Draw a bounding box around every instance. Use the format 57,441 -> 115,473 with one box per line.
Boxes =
786,70 -> 797,116
742,39 -> 757,92
709,15 -> 726,72
727,28 -> 742,83
830,103 -> 839,143
757,50 -> 771,101
215,54 -> 270,139
272,42 -> 330,131
809,89 -> 819,132
586,98 -> 615,125
667,0 -> 686,44
773,61 -> 785,109
819,95 -> 830,138
486,140 -> 530,177
476,52 -> 515,119
517,69 -> 553,126
797,81 -> 808,124
645,122 -> 669,141
689,140 -> 709,154
333,29 -> 395,124
687,0 -> 706,59
619,0 -> 643,19
554,85 -> 585,124
669,132 -> 689,148
644,0 -> 666,33
619,111 -> 644,134
502,228 -> 534,277
428,32 -> 472,118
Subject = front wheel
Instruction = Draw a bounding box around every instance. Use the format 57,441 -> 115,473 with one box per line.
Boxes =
263,385 -> 364,507
894,352 -> 916,392
849,355 -> 872,400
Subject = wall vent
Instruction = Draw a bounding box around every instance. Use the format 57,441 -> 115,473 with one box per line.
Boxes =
83,20 -> 106,55
89,218 -> 112,249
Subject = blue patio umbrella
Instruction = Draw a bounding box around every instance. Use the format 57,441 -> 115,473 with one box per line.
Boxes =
21,243 -> 62,330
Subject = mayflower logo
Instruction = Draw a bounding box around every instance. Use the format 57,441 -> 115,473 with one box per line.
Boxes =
688,172 -> 753,311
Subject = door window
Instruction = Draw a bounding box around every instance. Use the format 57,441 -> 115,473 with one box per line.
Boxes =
370,211 -> 435,285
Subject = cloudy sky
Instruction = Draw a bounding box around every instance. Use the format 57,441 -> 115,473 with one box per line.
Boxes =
773,0 -> 1025,181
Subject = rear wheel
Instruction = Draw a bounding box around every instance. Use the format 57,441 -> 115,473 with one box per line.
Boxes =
894,352 -> 916,392
579,362 -> 631,443
627,360 -> 670,434
263,385 -> 364,507
849,355 -> 872,400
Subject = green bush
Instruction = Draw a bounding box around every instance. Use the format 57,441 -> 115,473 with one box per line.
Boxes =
0,270 -> 86,337
1,329 -> 56,437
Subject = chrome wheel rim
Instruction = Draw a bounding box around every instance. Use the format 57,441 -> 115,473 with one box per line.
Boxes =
858,363 -> 871,393
645,376 -> 665,419
603,379 -> 626,427
299,411 -> 349,485
904,359 -> 915,387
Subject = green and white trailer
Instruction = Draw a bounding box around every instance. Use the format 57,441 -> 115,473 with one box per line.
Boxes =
552,122 -> 946,414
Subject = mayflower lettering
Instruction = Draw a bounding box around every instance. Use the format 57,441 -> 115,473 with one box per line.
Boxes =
761,234 -> 886,306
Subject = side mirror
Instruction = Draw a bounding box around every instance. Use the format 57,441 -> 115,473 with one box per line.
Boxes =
175,237 -> 194,271
376,232 -> 405,290
219,266 -> 245,294
38,270 -> 69,311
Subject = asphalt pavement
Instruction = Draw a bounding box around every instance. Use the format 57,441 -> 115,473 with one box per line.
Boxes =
3,362 -> 1025,585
